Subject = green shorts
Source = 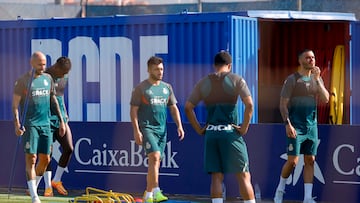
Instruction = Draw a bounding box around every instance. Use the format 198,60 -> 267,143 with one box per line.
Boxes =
204,125 -> 249,173
22,125 -> 52,155
141,128 -> 167,158
287,125 -> 318,156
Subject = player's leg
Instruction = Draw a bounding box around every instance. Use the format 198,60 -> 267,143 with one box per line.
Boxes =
302,126 -> 318,203
42,156 -> 53,196
52,124 -> 73,195
23,126 -> 41,203
210,172 -> 224,203
274,135 -> 302,203
236,172 -> 255,203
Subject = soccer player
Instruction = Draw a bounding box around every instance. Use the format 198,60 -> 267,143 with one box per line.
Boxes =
130,56 -> 185,203
12,51 -> 65,203
41,56 -> 73,196
185,51 -> 256,203
273,49 -> 329,203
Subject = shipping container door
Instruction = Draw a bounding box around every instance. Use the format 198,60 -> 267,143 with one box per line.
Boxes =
350,21 -> 360,124
229,16 -> 258,123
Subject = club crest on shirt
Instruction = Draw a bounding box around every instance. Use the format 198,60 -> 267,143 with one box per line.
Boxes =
163,88 -> 168,95
44,79 -> 49,86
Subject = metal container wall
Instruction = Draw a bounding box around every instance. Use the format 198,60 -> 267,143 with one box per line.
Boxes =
351,21 -> 360,124
0,12 -> 259,123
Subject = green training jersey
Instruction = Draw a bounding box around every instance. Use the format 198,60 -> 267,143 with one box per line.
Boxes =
280,72 -> 321,129
130,80 -> 177,133
14,72 -> 55,126
187,72 -> 251,125
46,68 -> 69,127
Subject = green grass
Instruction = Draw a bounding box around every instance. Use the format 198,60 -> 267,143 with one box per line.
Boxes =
0,193 -> 72,203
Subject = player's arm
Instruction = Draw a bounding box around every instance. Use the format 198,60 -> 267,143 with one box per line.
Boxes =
50,94 -> 65,136
130,105 -> 143,145
239,95 -> 253,135
280,97 -> 296,138
184,101 -> 205,135
169,104 -> 184,141
312,66 -> 329,103
12,94 -> 24,136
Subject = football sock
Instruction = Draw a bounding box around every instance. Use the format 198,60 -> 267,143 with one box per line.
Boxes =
27,179 -> 38,199
304,183 -> 313,200
277,176 -> 287,191
212,198 -> 223,203
43,171 -> 52,188
53,166 -> 65,182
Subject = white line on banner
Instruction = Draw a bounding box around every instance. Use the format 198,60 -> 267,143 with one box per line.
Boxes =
74,169 -> 179,176
333,180 -> 360,185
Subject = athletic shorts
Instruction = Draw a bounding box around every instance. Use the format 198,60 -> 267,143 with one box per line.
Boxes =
141,128 -> 167,159
287,125 -> 319,156
22,125 -> 52,155
204,125 -> 249,173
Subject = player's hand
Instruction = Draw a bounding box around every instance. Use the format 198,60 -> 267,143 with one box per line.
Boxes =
232,124 -> 248,136
177,127 -> 185,141
285,124 -> 297,139
15,125 -> 25,136
134,131 -> 143,145
196,125 -> 206,136
311,66 -> 321,80
58,121 -> 66,137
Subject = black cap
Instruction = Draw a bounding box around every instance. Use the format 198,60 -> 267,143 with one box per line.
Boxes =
214,51 -> 232,66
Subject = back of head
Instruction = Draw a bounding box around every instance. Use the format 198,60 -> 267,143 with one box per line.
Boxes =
214,51 -> 232,66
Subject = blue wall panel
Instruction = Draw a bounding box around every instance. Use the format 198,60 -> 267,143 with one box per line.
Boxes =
0,12 -> 255,123
350,21 -> 360,124
230,16 -> 258,123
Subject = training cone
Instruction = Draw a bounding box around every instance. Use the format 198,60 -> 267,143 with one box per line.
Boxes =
134,197 -> 143,203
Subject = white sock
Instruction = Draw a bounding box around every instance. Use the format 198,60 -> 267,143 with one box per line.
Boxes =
53,166 -> 65,182
144,191 -> 153,199
212,198 -> 223,203
27,179 -> 38,199
304,183 -> 313,200
152,187 -> 160,194
277,176 -> 287,191
244,200 -> 256,203
35,176 -> 42,188
43,171 -> 52,189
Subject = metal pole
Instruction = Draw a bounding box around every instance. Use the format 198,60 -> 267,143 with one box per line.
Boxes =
198,0 -> 202,13
298,0 -> 302,11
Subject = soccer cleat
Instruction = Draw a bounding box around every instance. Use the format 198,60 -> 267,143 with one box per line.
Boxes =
142,191 -> 154,203
303,197 -> 317,203
43,187 -> 53,197
51,181 -> 68,196
154,190 -> 168,202
273,189 -> 285,203
32,196 -> 41,203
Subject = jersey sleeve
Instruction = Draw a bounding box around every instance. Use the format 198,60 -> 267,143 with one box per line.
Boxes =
167,84 -> 178,106
235,76 -> 251,99
280,75 -> 295,98
13,75 -> 26,97
130,86 -> 142,106
187,76 -> 208,105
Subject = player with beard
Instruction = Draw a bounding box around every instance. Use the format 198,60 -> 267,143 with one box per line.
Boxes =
274,49 -> 329,203
130,56 -> 185,203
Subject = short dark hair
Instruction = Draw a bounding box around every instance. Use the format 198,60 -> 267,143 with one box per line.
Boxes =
147,56 -> 163,68
297,49 -> 313,59
214,51 -> 232,66
56,56 -> 71,71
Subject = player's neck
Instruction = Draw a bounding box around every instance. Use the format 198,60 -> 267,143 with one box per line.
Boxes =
147,78 -> 161,85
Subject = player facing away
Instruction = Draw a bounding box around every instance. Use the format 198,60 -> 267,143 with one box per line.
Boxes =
130,56 -> 185,203
41,56 -> 73,196
185,51 -> 256,203
273,49 -> 329,203
12,51 -> 65,203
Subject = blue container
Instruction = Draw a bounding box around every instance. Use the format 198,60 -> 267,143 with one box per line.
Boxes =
0,12 -> 258,123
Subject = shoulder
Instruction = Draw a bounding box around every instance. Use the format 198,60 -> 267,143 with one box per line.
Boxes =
42,73 -> 53,81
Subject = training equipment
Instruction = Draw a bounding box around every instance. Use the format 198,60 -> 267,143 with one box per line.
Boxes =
329,45 -> 345,124
8,69 -> 35,199
71,187 -> 135,203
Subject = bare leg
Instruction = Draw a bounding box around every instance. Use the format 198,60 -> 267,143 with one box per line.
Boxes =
146,151 -> 161,192
236,172 -> 255,200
